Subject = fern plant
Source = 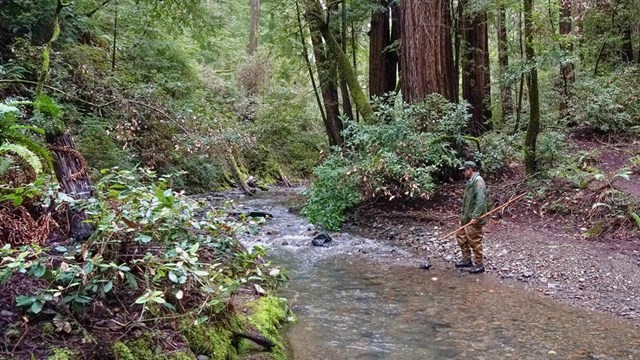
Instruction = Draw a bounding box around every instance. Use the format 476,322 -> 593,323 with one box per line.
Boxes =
0,102 -> 51,177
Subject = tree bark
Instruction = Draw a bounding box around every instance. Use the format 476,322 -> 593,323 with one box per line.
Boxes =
47,132 -> 94,240
496,6 -> 513,122
369,1 -> 397,99
460,1 -> 491,135
248,0 -> 260,55
305,0 -> 374,122
308,17 -> 343,146
400,0 -> 456,103
524,0 -> 540,175
559,0 -> 574,118
339,3 -> 354,121
295,0 -> 327,127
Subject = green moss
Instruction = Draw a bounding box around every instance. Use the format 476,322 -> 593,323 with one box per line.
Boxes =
112,335 -> 197,360
163,352 -> 197,360
47,348 -> 77,360
41,322 -> 55,335
239,296 -> 289,360
245,296 -> 287,340
180,318 -> 237,360
112,342 -> 135,360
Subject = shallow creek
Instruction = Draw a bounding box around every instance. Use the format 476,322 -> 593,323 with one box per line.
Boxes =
233,190 -> 640,360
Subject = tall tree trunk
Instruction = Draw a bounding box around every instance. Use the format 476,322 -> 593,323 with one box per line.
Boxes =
391,4 -> 401,92
524,0 -> 540,175
305,0 -> 373,122
453,0 -> 462,101
47,133 -> 94,240
309,23 -> 343,146
496,6 -> 513,122
369,1 -> 397,98
248,0 -> 260,55
460,1 -> 491,135
400,0 -> 456,103
295,0 -> 327,127
339,2 -> 354,120
559,0 -> 574,118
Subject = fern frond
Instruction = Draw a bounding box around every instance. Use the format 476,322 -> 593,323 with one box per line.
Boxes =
0,143 -> 43,174
0,156 -> 13,177
1,132 -> 52,170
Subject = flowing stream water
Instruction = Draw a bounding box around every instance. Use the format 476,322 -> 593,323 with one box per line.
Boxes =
233,190 -> 640,360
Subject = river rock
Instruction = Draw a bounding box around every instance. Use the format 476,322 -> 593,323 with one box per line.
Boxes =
419,261 -> 432,270
311,233 -> 333,246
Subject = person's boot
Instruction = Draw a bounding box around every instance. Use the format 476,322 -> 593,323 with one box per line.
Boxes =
469,265 -> 485,274
455,259 -> 473,268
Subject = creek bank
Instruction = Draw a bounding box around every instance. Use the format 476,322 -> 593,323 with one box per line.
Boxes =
0,293 -> 288,360
344,183 -> 640,325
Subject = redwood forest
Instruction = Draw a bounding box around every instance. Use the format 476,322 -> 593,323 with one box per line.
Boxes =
1,0 -> 639,358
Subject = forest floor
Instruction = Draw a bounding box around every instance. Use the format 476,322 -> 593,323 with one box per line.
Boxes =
345,136 -> 640,325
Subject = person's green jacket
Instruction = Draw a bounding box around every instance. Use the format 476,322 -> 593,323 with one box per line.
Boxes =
461,173 -> 488,225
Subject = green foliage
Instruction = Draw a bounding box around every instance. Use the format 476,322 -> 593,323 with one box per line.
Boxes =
0,168 -> 285,318
569,66 -> 640,134
0,176 -> 60,207
74,117 -> 133,173
0,143 -> 43,175
536,130 -> 567,172
301,156 -> 360,230
631,212 -> 640,229
303,95 -> 469,229
0,100 -> 51,178
473,132 -> 520,175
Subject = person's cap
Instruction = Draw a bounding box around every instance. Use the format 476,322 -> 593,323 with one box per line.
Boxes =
458,161 -> 477,170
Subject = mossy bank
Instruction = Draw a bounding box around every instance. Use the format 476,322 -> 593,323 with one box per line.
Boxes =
2,295 -> 289,360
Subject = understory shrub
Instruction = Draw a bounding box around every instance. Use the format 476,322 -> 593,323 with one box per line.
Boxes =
0,168 -> 285,319
569,65 -> 640,134
302,95 -> 470,230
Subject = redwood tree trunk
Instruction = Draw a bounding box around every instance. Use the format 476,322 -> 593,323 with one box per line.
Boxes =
369,1 -> 397,98
400,0 -> 456,103
460,2 -> 491,135
47,132 -> 94,240
497,6 -> 513,121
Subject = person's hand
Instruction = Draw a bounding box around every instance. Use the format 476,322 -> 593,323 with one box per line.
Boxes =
470,218 -> 478,225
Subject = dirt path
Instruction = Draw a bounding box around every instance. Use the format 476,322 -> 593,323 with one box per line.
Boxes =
345,139 -> 640,325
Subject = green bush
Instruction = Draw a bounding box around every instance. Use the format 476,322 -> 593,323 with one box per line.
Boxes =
169,155 -> 229,193
569,66 -> 640,134
301,156 -> 360,230
0,168 -> 285,317
302,95 -> 469,230
75,117 -> 133,173
536,130 -> 567,172
473,132 -> 520,175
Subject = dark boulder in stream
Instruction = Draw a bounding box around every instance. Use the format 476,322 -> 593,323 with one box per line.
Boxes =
311,233 -> 333,247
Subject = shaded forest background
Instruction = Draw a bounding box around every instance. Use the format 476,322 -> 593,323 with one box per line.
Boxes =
0,0 -> 639,234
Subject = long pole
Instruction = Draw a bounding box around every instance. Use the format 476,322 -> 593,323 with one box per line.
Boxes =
438,193 -> 526,240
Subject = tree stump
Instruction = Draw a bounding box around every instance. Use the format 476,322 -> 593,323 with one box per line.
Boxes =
46,131 -> 94,240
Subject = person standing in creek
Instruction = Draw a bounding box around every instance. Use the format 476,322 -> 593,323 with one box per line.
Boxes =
455,161 -> 488,274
